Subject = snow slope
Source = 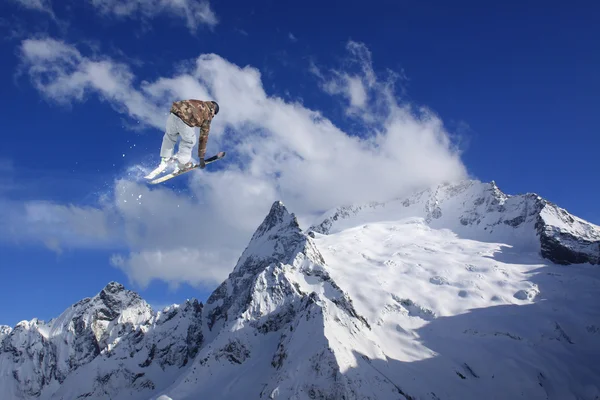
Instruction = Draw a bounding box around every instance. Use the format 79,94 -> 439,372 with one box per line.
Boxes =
314,219 -> 600,399
309,180 -> 600,265
156,201 -> 378,400
1,180 -> 599,400
154,196 -> 600,400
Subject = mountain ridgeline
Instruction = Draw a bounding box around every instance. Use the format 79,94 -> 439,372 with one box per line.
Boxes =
309,180 -> 599,266
1,180 -> 598,400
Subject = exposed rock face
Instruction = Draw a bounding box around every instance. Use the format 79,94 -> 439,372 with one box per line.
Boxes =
203,201 -> 327,335
534,202 -> 600,265
0,326 -> 11,343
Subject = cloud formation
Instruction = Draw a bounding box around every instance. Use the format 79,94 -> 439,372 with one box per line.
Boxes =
0,196 -> 120,252
311,41 -> 405,122
9,0 -> 54,15
11,36 -> 469,290
89,0 -> 218,32
19,37 -> 168,128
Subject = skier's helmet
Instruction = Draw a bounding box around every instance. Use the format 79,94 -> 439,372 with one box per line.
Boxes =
211,101 -> 219,115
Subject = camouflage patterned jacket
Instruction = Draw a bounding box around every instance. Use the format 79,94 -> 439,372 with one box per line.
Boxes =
170,99 -> 217,158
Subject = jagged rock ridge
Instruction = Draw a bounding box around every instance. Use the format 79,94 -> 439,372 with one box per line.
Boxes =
0,200 -> 373,400
0,282 -> 204,399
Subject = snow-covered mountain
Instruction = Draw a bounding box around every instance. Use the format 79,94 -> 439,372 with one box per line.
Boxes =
0,282 -> 203,399
309,180 -> 600,266
1,179 -> 599,400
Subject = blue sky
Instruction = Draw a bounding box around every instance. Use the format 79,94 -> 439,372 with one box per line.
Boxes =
0,0 -> 598,327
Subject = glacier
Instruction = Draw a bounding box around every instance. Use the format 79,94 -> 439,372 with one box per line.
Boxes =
1,179 -> 599,399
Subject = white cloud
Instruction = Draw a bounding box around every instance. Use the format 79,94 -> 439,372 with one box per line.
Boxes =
312,41 -> 397,119
9,0 -> 55,16
0,198 -> 120,250
7,0 -> 66,28
43,237 -> 63,255
110,247 -> 231,290
13,36 -> 469,290
19,37 -> 167,128
345,76 -> 367,108
89,0 -> 218,32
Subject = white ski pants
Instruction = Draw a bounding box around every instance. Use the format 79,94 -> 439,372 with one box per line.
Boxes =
160,113 -> 196,164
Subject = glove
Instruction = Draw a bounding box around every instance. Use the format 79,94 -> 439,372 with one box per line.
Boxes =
199,158 -> 206,169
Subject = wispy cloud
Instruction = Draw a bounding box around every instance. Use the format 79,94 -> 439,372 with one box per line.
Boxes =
0,197 -> 121,252
288,32 -> 297,42
8,0 -> 55,17
11,36 -> 469,290
6,0 -> 216,35
89,0 -> 218,32
18,37 -> 167,128
5,0 -> 67,31
310,41 -> 406,121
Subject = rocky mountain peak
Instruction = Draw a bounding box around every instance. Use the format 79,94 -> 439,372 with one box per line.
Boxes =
251,200 -> 300,240
203,200 -> 327,336
0,325 -> 12,343
0,280 -> 203,399
231,201 -> 307,275
94,281 -> 145,320
101,281 -> 126,294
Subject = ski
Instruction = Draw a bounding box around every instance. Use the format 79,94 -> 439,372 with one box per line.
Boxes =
148,151 -> 226,184
144,158 -> 175,180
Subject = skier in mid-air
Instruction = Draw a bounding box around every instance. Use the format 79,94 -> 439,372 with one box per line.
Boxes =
145,99 -> 220,179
